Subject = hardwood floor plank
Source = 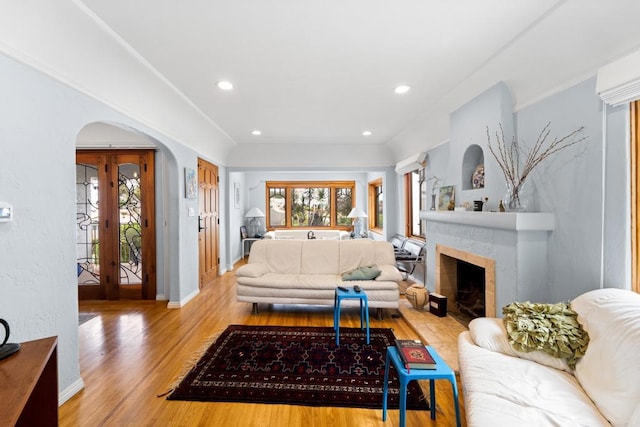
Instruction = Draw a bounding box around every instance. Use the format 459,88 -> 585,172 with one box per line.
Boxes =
60,265 -> 466,426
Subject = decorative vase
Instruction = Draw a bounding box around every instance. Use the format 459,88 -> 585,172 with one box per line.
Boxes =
405,285 -> 429,310
503,181 -> 531,212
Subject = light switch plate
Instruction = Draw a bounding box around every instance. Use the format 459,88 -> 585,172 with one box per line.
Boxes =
188,207 -> 195,217
0,203 -> 13,222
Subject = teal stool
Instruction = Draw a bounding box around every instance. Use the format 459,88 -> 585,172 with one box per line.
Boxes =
382,345 -> 461,427
333,287 -> 370,346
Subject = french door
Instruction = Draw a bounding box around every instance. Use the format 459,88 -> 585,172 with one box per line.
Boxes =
76,150 -> 156,300
198,158 -> 219,287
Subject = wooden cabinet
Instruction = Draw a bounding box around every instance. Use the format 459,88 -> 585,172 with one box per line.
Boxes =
0,336 -> 58,426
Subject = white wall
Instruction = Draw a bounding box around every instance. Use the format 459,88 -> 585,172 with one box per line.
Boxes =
0,52 -> 213,403
516,77 -> 630,300
449,82 -> 515,212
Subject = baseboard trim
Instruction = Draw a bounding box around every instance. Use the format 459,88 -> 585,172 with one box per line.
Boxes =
59,377 -> 85,406
167,288 -> 199,308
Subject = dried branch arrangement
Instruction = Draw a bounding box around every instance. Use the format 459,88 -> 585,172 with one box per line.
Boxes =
486,122 -> 587,209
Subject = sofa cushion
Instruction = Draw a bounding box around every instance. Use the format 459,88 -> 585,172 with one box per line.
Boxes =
300,240 -> 340,274
571,288 -> 640,426
376,264 -> 403,282
338,240 -> 377,272
263,240 -> 303,273
469,317 -> 571,372
341,265 -> 381,281
631,403 -> 640,427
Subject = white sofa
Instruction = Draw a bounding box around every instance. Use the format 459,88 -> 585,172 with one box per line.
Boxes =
236,239 -> 402,318
263,229 -> 351,240
458,288 -> 640,427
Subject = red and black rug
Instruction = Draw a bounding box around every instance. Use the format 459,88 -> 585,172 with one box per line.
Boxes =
167,324 -> 428,410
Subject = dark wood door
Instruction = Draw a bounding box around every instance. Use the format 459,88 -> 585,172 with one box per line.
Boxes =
198,158 -> 219,288
76,150 -> 156,300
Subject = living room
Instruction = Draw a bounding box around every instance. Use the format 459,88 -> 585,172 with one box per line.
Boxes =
2,2 -> 640,426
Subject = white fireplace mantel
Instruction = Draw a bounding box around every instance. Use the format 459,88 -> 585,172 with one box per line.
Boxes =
420,210 -> 555,318
420,211 -> 555,231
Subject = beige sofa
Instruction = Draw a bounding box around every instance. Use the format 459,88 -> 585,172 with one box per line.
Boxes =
236,239 -> 402,318
458,288 -> 640,426
263,229 -> 351,240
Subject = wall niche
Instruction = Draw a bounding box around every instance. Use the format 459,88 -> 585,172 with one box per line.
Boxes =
462,144 -> 485,190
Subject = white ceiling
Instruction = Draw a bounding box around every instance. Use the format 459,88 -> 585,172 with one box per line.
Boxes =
79,0 -> 640,151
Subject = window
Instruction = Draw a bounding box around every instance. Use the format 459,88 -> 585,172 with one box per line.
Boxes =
368,178 -> 383,231
405,169 -> 426,239
265,181 -> 354,229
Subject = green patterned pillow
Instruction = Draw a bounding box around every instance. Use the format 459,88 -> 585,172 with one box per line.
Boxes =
341,266 -> 381,281
502,301 -> 590,370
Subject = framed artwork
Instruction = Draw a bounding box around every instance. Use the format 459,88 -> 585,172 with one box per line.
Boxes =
184,168 -> 197,199
240,225 -> 248,239
233,182 -> 240,209
438,185 -> 455,211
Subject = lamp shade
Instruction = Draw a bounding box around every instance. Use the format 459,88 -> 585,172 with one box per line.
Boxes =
347,207 -> 368,218
244,207 -> 265,218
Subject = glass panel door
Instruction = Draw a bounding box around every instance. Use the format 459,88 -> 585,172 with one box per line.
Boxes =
76,150 -> 156,300
118,162 -> 142,287
76,163 -> 101,288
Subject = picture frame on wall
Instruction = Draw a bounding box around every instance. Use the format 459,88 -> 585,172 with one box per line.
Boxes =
185,168 -> 197,199
234,182 -> 240,209
438,185 -> 455,210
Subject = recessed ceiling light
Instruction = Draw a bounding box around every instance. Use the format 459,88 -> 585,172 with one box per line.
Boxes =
251,130 -> 262,136
217,80 -> 234,91
362,130 -> 372,136
394,84 -> 411,94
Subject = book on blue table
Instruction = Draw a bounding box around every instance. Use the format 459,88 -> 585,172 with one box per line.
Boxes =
395,339 -> 436,371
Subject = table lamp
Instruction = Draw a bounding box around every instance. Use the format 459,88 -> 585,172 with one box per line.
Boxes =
245,207 -> 265,237
347,207 -> 368,238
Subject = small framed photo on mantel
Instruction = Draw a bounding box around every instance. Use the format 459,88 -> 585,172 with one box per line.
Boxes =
438,185 -> 455,211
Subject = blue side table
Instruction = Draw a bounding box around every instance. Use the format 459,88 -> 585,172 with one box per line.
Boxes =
382,345 -> 461,427
333,287 -> 370,346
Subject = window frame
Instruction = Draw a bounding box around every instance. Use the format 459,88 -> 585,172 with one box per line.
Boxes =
404,170 -> 426,240
265,181 -> 355,230
632,101 -> 639,294
368,178 -> 383,232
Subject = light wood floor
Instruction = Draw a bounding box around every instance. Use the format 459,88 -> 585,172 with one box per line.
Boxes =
61,266 -> 467,426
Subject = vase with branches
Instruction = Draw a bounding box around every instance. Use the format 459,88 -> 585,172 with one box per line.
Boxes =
486,122 -> 587,211
426,175 -> 442,210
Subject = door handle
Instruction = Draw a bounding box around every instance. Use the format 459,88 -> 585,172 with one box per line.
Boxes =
198,216 -> 206,232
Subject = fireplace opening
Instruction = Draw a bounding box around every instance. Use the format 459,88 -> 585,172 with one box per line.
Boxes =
455,260 -> 485,324
436,245 -> 496,322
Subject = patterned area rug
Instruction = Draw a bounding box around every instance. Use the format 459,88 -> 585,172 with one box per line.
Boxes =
168,324 -> 428,409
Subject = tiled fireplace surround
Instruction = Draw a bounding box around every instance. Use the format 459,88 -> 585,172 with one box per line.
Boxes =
420,211 -> 555,318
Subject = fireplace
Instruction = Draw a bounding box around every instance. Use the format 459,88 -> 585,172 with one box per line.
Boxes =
422,211 -> 555,318
436,244 -> 496,317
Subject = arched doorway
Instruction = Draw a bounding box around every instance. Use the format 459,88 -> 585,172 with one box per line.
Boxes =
75,123 -> 157,300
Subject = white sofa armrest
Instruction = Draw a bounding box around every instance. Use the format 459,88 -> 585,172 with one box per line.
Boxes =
236,263 -> 269,278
